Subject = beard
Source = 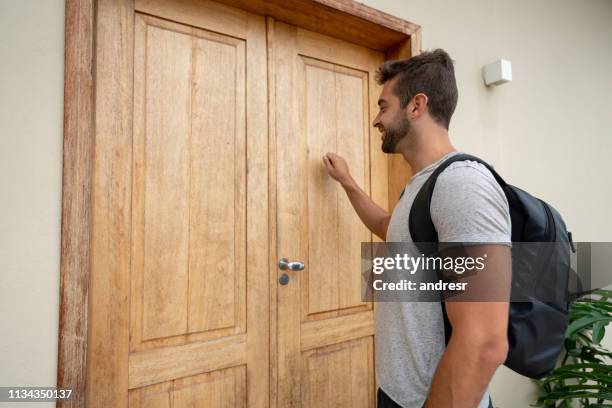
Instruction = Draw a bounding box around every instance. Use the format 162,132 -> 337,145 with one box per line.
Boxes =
381,112 -> 411,153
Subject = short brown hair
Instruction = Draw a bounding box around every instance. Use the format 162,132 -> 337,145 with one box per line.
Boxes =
375,49 -> 458,129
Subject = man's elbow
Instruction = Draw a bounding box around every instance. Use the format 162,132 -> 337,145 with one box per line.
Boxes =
475,336 -> 508,368
457,329 -> 508,368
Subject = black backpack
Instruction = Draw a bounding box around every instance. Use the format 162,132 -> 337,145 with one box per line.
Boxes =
403,153 -> 574,378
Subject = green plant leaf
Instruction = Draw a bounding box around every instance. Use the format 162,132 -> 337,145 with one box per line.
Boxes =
537,390 -> 612,402
593,289 -> 612,299
554,385 -> 612,392
553,362 -> 612,373
539,370 -> 611,385
593,321 -> 607,344
566,316 -> 612,338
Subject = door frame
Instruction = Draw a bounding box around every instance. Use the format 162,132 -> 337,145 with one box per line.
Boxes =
57,0 -> 420,406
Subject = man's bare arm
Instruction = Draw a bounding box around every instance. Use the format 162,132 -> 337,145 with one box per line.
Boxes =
322,152 -> 391,240
424,245 -> 511,408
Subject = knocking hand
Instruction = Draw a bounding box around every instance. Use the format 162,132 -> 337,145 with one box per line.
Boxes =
322,152 -> 354,188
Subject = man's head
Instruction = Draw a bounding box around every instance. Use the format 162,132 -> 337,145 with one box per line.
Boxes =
372,49 -> 458,153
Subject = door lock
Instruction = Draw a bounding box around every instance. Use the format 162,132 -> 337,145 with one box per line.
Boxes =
278,273 -> 290,285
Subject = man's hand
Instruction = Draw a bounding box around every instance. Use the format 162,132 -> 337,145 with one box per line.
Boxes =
322,152 -> 355,188
321,152 -> 390,241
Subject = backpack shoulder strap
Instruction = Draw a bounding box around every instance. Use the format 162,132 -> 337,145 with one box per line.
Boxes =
408,153 -> 506,246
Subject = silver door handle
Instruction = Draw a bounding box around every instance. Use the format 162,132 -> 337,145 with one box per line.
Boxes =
278,258 -> 305,271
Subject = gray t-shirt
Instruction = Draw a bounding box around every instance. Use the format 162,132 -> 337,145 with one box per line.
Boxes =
376,150 -> 512,408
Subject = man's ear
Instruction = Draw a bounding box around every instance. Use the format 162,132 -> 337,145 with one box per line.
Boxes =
408,93 -> 428,118
414,93 -> 428,111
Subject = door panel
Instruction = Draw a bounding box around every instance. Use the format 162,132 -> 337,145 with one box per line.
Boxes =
273,21 -> 387,408
302,337 -> 373,407
88,0 -> 269,405
131,13 -> 247,353
301,57 -> 369,319
129,366 -> 247,408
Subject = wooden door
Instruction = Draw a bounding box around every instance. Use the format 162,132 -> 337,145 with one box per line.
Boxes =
88,0 -> 269,406
271,21 -> 388,408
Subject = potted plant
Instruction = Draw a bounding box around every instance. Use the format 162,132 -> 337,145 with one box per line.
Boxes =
535,289 -> 612,407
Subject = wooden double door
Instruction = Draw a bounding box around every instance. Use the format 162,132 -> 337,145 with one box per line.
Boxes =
87,0 -> 389,406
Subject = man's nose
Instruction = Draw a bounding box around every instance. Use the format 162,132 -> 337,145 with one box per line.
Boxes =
372,115 -> 380,129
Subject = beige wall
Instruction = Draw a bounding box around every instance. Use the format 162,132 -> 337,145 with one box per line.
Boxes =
0,0 -> 64,408
1,0 -> 611,407
360,0 -> 612,406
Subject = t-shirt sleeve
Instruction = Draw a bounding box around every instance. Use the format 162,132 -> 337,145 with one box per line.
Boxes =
430,162 -> 512,246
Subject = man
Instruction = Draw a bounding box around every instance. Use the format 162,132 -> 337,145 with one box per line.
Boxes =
322,49 -> 512,408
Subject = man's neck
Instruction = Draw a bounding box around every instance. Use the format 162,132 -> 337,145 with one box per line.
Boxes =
399,132 -> 456,175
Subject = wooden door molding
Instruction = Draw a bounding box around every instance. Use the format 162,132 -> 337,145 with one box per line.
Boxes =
57,0 -> 420,406
57,0 -> 94,406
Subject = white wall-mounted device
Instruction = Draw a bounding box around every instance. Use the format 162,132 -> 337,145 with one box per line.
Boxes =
482,59 -> 512,86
